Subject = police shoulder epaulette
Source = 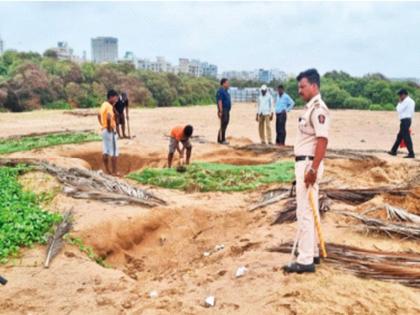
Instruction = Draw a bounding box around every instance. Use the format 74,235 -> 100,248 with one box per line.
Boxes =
313,100 -> 320,108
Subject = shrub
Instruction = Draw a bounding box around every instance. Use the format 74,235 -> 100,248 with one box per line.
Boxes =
382,103 -> 395,111
343,97 -> 371,109
369,104 -> 383,111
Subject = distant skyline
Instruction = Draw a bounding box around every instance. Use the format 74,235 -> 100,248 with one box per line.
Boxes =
0,1 -> 419,77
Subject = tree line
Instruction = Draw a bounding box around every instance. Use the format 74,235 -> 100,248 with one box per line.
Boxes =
233,71 -> 420,111
0,50 -> 218,111
0,50 -> 418,112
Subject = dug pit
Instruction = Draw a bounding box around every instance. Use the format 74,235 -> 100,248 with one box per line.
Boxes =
80,207 -> 257,281
68,151 -> 164,176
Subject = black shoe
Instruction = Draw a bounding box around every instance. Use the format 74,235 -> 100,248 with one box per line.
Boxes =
404,154 -> 415,159
387,151 -> 397,156
282,262 -> 315,274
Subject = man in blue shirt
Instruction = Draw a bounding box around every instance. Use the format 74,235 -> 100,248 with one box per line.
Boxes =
275,84 -> 295,146
216,78 -> 232,144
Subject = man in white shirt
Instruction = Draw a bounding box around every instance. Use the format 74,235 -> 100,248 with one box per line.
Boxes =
256,85 -> 274,145
388,89 -> 415,158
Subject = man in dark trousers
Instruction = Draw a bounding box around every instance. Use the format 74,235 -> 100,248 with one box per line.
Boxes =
115,92 -> 129,138
275,85 -> 295,146
388,89 -> 416,158
216,78 -> 231,145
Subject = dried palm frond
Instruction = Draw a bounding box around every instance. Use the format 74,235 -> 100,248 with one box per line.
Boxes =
0,158 -> 166,207
44,210 -> 73,268
335,210 -> 420,239
271,195 -> 331,225
269,242 -> 420,288
249,182 -> 295,212
386,204 -> 420,224
253,186 -> 410,213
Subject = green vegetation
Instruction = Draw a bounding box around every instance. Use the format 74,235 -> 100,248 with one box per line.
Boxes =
0,165 -> 61,263
66,236 -> 110,268
235,71 -> 420,111
0,131 -> 101,154
0,50 -> 218,111
43,101 -> 72,110
0,51 -> 418,111
127,162 -> 294,192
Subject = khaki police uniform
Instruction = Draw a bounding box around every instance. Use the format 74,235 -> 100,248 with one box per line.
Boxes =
294,94 -> 330,265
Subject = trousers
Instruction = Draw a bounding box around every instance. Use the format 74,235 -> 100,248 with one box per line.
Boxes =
276,112 -> 287,145
218,110 -> 230,143
391,118 -> 414,155
258,114 -> 272,144
295,159 -> 324,265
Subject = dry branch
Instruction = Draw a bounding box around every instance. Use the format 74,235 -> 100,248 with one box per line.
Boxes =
269,242 -> 420,288
0,158 -> 166,207
335,210 -> 420,239
386,205 -> 420,224
45,210 -> 73,268
252,186 -> 411,216
271,195 -> 331,225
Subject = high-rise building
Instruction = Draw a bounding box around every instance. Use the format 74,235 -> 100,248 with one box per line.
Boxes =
91,37 -> 118,63
178,58 -> 190,74
258,69 -> 273,83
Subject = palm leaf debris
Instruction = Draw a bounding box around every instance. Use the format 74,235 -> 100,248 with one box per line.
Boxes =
0,158 -> 166,207
335,210 -> 420,239
45,210 -> 73,268
269,242 -> 420,288
271,195 -> 331,225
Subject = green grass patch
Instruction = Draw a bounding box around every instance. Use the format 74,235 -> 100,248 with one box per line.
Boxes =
0,165 -> 61,263
127,161 -> 295,192
0,131 -> 101,155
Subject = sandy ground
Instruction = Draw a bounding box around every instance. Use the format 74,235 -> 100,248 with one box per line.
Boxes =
0,104 -> 420,315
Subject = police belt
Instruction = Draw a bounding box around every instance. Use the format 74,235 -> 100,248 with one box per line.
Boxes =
295,155 -> 314,162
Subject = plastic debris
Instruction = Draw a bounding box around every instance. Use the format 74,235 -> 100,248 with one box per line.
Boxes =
214,244 -> 225,251
149,290 -> 159,298
203,251 -> 210,257
204,295 -> 216,307
235,266 -> 248,278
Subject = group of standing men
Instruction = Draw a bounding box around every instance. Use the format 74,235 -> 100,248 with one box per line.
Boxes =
216,79 -> 296,146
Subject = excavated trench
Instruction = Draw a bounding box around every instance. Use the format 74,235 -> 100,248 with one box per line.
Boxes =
80,207 -> 257,280
68,147 -> 280,176
69,151 -> 164,176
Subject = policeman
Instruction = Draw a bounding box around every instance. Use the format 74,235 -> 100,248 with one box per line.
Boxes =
283,69 -> 330,274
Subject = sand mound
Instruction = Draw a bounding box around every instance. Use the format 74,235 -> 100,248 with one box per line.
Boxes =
325,158 -> 413,188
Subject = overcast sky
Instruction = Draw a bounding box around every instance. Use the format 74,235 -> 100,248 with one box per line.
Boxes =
0,1 -> 419,77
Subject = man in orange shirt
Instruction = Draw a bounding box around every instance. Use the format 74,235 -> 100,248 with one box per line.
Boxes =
97,90 -> 119,175
168,125 -> 194,168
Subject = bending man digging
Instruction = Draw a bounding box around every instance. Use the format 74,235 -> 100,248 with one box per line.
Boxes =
97,90 -> 119,175
167,125 -> 194,168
